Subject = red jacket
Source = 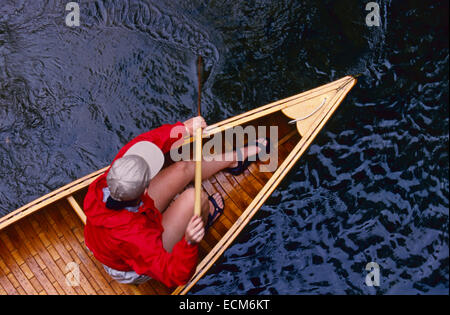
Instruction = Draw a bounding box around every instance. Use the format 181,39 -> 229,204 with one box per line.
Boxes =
83,122 -> 198,288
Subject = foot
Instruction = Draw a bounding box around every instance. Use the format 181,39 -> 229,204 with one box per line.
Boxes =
230,138 -> 268,168
206,193 -> 224,228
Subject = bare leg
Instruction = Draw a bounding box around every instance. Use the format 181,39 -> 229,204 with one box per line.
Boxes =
148,158 -> 232,212
161,189 -> 223,252
148,138 -> 267,212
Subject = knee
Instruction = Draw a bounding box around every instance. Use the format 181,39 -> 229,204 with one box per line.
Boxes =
179,188 -> 208,214
174,161 -> 195,177
180,187 -> 196,207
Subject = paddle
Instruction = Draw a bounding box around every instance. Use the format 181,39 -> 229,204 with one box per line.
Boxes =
193,56 -> 203,216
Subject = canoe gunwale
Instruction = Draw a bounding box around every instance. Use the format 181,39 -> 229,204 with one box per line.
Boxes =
173,76 -> 357,294
0,167 -> 107,231
202,76 -> 355,137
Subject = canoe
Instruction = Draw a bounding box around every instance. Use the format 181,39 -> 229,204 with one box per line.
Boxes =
0,76 -> 357,295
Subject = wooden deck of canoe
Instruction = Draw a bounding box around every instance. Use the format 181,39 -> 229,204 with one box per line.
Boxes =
0,76 -> 357,295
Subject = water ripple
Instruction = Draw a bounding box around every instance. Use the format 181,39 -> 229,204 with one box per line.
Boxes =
1,0 -> 448,294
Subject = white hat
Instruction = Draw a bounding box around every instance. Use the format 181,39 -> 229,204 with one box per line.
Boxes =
106,141 -> 164,201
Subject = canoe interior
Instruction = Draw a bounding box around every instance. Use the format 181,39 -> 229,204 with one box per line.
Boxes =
182,111 -> 300,261
0,111 -> 300,295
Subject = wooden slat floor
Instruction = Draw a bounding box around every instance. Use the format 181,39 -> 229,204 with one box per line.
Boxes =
0,197 -> 171,295
0,117 -> 300,295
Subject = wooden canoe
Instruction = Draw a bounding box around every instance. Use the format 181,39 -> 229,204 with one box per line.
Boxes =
0,76 -> 356,295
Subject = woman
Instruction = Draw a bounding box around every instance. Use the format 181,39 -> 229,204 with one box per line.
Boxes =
83,116 -> 267,287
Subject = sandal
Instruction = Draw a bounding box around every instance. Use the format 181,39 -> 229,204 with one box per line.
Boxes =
226,137 -> 270,176
205,194 -> 225,230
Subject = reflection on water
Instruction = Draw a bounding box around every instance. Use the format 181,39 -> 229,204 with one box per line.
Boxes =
0,0 -> 448,294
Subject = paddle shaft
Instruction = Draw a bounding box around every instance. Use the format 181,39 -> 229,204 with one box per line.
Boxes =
194,128 -> 202,216
197,56 -> 202,116
194,56 -> 203,216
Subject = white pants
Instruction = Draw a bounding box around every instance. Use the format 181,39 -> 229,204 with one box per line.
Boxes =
103,265 -> 151,285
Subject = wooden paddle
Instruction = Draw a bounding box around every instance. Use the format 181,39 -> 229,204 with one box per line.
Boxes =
194,56 -> 203,216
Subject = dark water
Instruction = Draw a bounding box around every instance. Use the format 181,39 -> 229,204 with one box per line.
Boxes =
0,0 -> 448,294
